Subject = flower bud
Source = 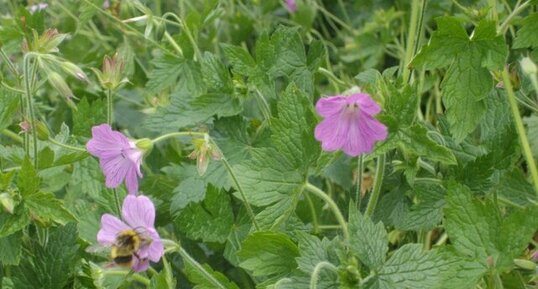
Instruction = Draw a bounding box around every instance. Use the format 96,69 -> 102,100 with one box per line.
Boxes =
93,53 -> 128,90
60,61 -> 88,81
47,72 -> 75,100
521,57 -> 538,76
0,192 -> 15,214
189,136 -> 219,176
514,259 -> 536,271
35,121 -> 50,141
135,138 -> 153,154
35,28 -> 67,53
19,121 -> 31,133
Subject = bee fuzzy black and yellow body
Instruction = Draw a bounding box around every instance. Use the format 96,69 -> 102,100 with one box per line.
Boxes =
110,229 -> 142,267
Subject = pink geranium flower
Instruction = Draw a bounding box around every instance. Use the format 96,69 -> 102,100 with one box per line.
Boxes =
286,0 -> 297,12
314,93 -> 388,157
97,195 -> 164,272
86,124 -> 143,194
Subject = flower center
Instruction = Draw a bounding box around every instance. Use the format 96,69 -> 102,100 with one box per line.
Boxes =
344,102 -> 360,114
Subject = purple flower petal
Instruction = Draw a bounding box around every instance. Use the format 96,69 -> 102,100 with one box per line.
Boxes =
314,93 -> 388,157
315,96 -> 346,117
97,214 -> 129,245
286,0 -> 297,12
146,228 -> 164,262
122,195 -> 155,229
131,257 -> 150,272
86,124 -> 143,194
86,124 -> 130,158
351,93 -> 382,115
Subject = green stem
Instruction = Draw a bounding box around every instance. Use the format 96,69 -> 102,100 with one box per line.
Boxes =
1,129 -> 23,143
103,270 -> 150,286
150,131 -> 261,231
23,54 -> 38,168
151,131 -> 207,144
499,0 -> 531,33
47,137 -> 87,152
402,0 -> 423,84
365,154 -> 386,217
304,182 -> 349,242
161,12 -> 202,61
502,68 -> 538,196
80,0 -> 177,57
488,0 -> 498,22
0,48 -> 20,78
355,155 -> 363,206
219,155 -> 260,231
178,247 -> 227,289
113,188 -> 122,216
310,261 -> 338,289
107,89 -> 113,125
305,192 -> 319,234
163,31 -> 184,56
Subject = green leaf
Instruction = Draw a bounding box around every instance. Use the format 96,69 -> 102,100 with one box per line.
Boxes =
411,17 -> 469,69
440,48 -> 490,141
271,84 -> 320,170
11,223 -> 80,289
175,185 -> 234,243
149,258 -> 176,289
0,231 -> 22,265
444,182 -> 499,266
398,124 -> 457,164
25,191 -> 77,225
513,13 -> 538,49
497,206 -> 538,270
143,88 -> 241,133
235,147 -> 303,207
238,231 -> 300,277
348,206 -> 388,270
72,97 -> 106,137
268,26 -> 314,95
495,169 -> 537,207
0,88 -> 19,131
412,17 -> 507,141
295,232 -> 339,274
170,176 -> 207,215
17,157 -> 40,196
524,114 -> 538,158
146,55 -> 201,94
184,262 -> 240,289
399,183 -> 445,231
374,245 -> 460,289
0,205 -> 30,237
222,44 -> 256,75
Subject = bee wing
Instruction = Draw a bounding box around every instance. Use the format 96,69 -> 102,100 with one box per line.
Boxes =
86,243 -> 110,254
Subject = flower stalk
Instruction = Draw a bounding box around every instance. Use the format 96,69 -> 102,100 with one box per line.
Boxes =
365,154 -> 386,217
23,54 -> 39,168
151,131 -> 261,231
304,182 -> 349,242
502,68 -> 538,195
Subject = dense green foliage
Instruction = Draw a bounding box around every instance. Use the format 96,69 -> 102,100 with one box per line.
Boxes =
1,0 -> 538,288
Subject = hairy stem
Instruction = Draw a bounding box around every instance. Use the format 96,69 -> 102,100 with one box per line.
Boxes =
47,137 -> 87,152
23,54 -> 38,168
502,68 -> 538,196
402,0 -> 423,83
304,182 -> 349,242
151,131 -> 261,231
365,154 -> 386,217
310,261 -> 338,289
107,89 -> 113,125
178,247 -> 227,289
499,0 -> 531,33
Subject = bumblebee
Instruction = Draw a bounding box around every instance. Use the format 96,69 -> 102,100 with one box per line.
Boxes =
87,228 -> 152,268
